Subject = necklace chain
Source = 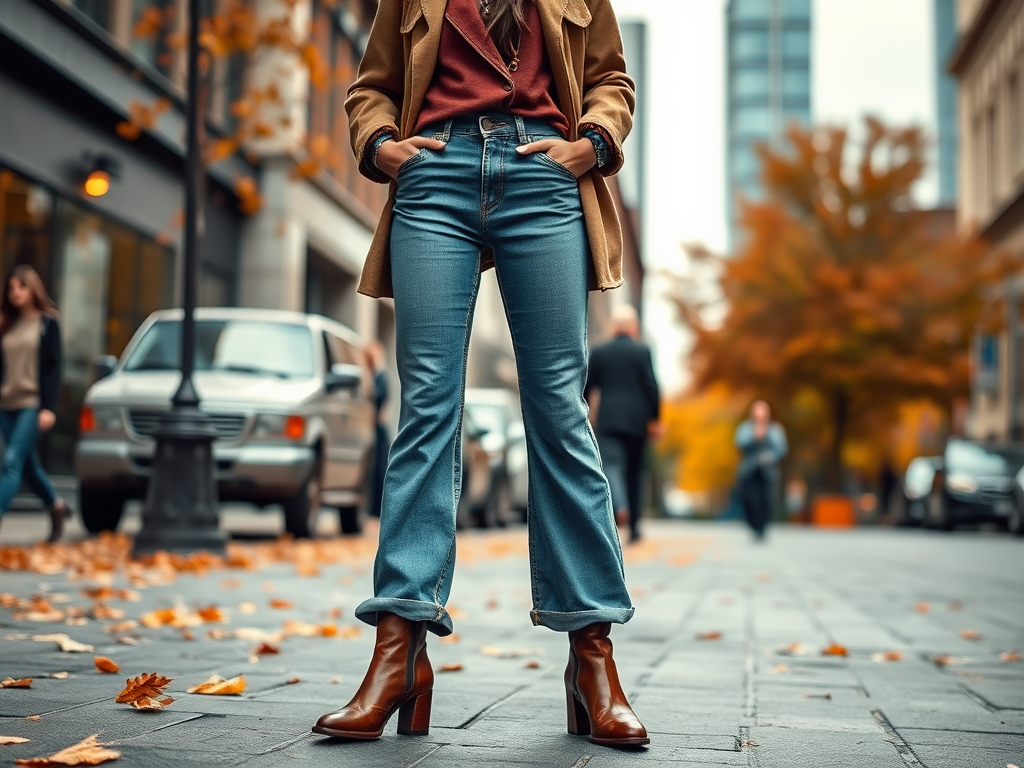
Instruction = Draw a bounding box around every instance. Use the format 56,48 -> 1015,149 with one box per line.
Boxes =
477,0 -> 520,71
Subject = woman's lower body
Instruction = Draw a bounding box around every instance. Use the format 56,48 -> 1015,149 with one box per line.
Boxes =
741,467 -> 773,540
0,408 -> 69,542
314,115 -> 646,747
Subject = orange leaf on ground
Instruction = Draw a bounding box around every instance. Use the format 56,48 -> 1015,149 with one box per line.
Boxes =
524,660 -> 541,669
320,625 -> 338,637
93,658 -> 119,674
115,673 -> 174,710
933,654 -> 960,667
999,651 -> 1021,662
197,606 -> 226,623
24,717 -> 39,722
438,663 -> 464,672
915,602 -> 930,613
1,736 -> 30,744
286,677 -> 300,685
960,629 -> 983,641
269,599 -> 293,610
187,675 -> 246,695
0,678 -> 32,688
14,734 -> 119,766
871,651 -> 903,663
696,631 -> 722,641
821,643 -> 848,657
253,642 -> 279,656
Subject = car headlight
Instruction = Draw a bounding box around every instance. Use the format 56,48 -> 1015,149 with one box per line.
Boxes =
79,405 -> 124,434
946,473 -> 978,494
253,414 -> 305,440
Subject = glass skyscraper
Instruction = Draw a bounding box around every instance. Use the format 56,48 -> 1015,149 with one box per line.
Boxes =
725,0 -> 812,250
933,0 -> 958,207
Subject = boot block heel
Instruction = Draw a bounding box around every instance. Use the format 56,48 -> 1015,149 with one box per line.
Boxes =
397,690 -> 432,736
566,690 -> 591,736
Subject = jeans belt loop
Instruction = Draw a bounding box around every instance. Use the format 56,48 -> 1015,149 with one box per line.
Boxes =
514,115 -> 528,144
438,119 -> 453,142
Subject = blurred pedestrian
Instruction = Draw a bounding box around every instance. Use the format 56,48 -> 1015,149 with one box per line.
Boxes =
364,340 -> 390,518
734,400 -> 788,541
314,0 -> 648,750
585,304 -> 661,544
0,265 -> 71,542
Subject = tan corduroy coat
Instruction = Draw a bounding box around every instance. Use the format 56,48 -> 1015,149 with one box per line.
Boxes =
346,0 -> 636,299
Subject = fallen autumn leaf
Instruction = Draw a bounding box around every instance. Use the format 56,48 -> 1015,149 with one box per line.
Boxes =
14,734 -> 119,766
93,658 -> 119,674
115,673 -> 174,710
821,643 -> 849,657
0,678 -> 31,688
187,675 -> 246,695
31,634 -> 94,653
0,736 -> 30,744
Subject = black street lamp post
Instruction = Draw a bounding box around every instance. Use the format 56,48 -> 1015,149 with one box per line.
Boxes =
133,0 -> 226,556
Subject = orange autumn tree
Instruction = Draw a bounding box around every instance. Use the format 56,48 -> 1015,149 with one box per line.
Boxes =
120,0 -> 346,216
673,117 -> 1009,491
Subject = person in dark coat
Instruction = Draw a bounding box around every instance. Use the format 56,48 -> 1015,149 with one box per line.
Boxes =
585,305 -> 661,543
734,400 -> 788,540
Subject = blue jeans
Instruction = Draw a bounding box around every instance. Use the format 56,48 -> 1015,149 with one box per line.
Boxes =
0,408 -> 58,515
356,115 -> 634,636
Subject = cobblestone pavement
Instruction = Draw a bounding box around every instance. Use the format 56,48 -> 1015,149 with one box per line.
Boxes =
1,509 -> 1023,768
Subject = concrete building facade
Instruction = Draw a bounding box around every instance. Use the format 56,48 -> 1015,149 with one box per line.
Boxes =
0,0 -> 388,470
950,0 -> 1024,439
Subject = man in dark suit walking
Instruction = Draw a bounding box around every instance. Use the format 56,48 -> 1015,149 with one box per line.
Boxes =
585,305 -> 662,543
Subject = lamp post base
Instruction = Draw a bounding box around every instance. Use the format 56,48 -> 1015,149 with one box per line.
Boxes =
132,407 -> 226,557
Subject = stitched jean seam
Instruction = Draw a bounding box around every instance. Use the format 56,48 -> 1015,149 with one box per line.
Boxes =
432,257 -> 482,607
491,263 -> 543,613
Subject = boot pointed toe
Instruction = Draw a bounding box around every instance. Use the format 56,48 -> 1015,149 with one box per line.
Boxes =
312,613 -> 433,742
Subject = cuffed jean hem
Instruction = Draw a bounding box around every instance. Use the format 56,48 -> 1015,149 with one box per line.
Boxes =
529,607 -> 636,632
354,597 -> 455,637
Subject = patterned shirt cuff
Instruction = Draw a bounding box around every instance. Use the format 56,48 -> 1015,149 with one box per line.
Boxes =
582,129 -> 611,170
370,132 -> 396,171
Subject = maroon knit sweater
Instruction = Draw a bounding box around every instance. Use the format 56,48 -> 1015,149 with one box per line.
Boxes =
414,0 -> 570,136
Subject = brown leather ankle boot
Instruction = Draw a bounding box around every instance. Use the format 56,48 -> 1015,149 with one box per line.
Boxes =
313,612 -> 433,740
565,623 -> 649,748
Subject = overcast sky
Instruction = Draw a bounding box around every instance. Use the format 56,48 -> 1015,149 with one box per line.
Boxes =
609,0 -> 938,393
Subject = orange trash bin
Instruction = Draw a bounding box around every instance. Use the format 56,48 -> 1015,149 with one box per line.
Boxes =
811,496 -> 856,527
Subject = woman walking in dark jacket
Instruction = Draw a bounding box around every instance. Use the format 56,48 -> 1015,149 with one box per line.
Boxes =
0,265 -> 71,542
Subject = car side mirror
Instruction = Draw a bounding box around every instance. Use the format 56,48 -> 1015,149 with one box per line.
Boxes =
92,354 -> 118,382
325,363 -> 363,392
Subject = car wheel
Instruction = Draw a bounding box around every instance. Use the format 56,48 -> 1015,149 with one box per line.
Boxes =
1008,504 -> 1024,537
283,457 -> 323,539
926,492 -> 953,531
79,487 -> 126,534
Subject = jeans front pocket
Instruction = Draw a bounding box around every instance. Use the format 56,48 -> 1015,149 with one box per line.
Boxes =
535,151 -> 578,180
397,148 -> 429,176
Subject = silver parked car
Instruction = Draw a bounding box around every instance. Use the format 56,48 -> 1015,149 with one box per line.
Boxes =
74,308 -> 375,538
461,388 -> 528,527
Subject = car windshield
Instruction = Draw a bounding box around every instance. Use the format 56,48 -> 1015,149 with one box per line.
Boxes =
124,319 -> 315,379
946,441 -> 1024,476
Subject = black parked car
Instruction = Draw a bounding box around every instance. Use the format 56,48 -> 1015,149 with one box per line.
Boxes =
927,439 -> 1024,531
897,456 -> 942,526
1009,466 -> 1024,536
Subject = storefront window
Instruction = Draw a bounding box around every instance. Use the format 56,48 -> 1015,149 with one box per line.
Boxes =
0,171 -> 55,283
